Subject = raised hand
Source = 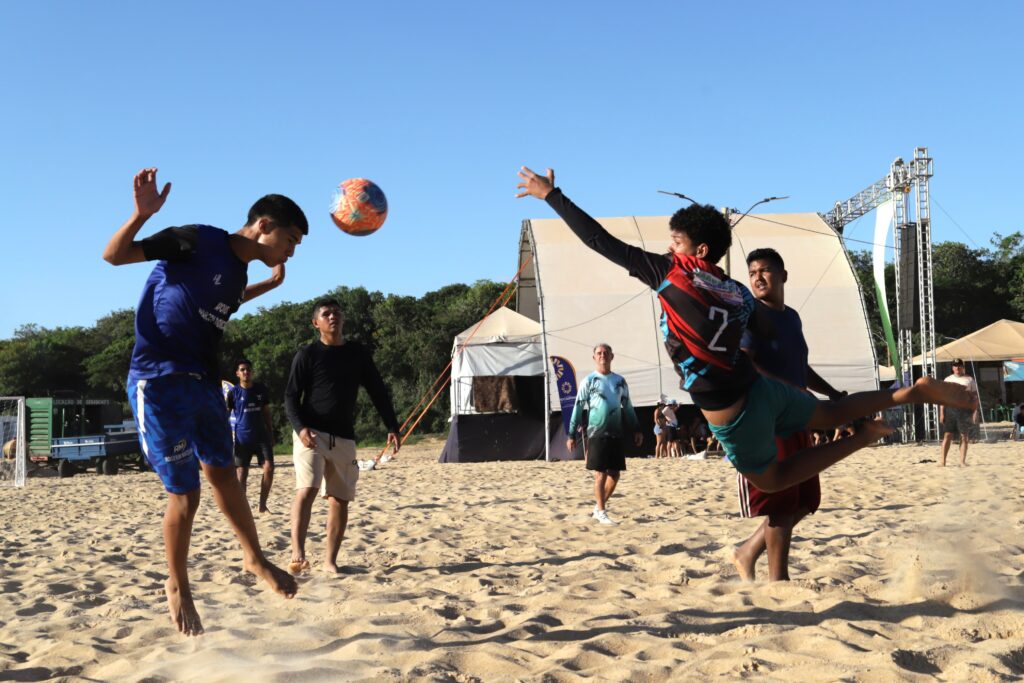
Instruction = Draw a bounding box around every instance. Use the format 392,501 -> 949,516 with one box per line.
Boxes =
516,166 -> 555,200
134,167 -> 171,217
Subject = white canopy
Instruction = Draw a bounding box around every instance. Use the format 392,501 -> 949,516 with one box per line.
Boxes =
913,319 -> 1024,363
450,307 -> 544,415
517,211 -> 878,410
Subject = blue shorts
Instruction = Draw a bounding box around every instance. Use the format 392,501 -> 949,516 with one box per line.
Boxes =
709,376 -> 818,474
127,374 -> 233,494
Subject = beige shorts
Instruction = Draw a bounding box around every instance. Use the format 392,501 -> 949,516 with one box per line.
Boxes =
292,431 -> 359,501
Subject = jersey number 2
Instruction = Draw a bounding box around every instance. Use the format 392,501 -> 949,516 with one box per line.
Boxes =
708,306 -> 729,352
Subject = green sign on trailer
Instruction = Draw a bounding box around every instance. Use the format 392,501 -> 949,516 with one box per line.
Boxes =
26,397 -> 52,461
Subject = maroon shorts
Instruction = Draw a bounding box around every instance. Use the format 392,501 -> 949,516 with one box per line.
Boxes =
737,430 -> 820,518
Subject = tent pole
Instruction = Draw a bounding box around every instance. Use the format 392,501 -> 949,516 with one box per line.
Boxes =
524,219 -> 551,462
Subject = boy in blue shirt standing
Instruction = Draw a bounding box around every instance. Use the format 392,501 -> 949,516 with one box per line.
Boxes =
227,359 -> 276,514
103,168 -> 304,636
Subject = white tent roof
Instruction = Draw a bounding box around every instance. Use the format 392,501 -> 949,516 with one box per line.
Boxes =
450,307 -> 544,415
913,319 -> 1024,363
455,306 -> 541,345
517,211 -> 878,408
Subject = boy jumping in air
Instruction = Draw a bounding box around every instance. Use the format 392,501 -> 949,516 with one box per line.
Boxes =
516,167 -> 973,493
104,168 -> 303,636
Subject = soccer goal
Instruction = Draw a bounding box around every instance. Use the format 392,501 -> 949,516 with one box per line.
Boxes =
1,397 -> 27,488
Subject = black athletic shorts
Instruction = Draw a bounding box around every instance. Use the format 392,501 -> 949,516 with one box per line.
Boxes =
586,436 -> 626,472
942,408 -> 977,439
233,441 -> 274,468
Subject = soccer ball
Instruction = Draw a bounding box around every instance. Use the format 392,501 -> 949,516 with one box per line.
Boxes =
330,178 -> 388,236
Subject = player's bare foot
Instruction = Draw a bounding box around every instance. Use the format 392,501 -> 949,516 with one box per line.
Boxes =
245,558 -> 298,597
165,578 -> 204,636
321,561 -> 342,574
731,547 -> 755,582
258,506 -> 271,515
903,376 -> 974,409
288,557 -> 310,575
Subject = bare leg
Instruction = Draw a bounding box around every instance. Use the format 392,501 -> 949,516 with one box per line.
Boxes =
163,489 -> 203,636
236,466 -> 248,489
594,471 -> 608,510
807,377 -> 973,432
603,471 -> 620,503
744,420 -> 893,493
959,435 -> 969,466
323,497 -> 349,573
259,462 -> 273,513
764,515 -> 795,581
732,518 -> 765,582
940,433 -> 952,466
202,464 -> 297,598
289,487 -> 317,573
733,508 -> 810,581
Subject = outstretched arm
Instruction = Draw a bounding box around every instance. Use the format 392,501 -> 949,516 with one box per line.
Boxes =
102,168 -> 172,265
242,264 -> 285,303
516,167 -> 670,288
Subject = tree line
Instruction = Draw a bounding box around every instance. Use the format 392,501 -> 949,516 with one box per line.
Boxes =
0,280 -> 505,445
2,233 -> 1021,443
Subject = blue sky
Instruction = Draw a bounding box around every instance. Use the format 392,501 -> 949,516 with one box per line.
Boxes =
2,1 -> 1020,338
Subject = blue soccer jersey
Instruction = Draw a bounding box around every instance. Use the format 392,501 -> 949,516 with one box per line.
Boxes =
125,224 -> 248,493
228,382 -> 271,445
129,225 -> 247,380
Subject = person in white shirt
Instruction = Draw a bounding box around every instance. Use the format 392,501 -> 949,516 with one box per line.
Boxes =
939,359 -> 979,466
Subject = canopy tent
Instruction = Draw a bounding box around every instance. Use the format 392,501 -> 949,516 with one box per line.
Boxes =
912,319 -> 1024,363
517,210 -> 879,459
439,307 -> 571,462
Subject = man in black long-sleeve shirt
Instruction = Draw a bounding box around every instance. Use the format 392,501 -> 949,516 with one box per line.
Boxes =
284,298 -> 400,574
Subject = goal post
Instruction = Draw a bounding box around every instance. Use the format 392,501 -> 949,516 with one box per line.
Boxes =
1,397 -> 27,488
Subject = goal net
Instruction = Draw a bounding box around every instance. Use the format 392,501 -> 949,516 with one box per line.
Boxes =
1,397 -> 27,488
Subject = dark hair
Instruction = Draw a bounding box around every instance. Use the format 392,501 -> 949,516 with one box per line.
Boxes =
247,194 -> 309,235
668,204 -> 732,263
746,247 -> 785,270
236,359 -> 252,370
312,298 -> 342,318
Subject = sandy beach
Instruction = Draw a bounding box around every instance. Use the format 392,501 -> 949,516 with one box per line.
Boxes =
1,439 -> 1022,682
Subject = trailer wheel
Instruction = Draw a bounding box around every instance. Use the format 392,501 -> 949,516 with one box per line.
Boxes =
57,459 -> 74,478
102,457 -> 119,476
95,459 -> 104,475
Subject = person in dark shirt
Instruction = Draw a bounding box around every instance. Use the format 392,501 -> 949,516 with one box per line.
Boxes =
284,299 -> 400,574
732,248 -> 844,581
227,359 -> 275,514
516,166 -> 974,493
103,168 -> 302,636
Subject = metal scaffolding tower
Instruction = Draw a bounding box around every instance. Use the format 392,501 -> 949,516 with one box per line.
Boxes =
822,147 -> 938,442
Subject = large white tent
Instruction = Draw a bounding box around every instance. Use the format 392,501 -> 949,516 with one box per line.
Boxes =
516,211 -> 878,458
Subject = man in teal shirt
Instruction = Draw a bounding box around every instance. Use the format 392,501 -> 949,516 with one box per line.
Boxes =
567,344 -> 643,525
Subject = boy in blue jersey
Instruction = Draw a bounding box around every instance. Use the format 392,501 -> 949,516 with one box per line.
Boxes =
732,248 -> 844,581
567,344 -> 643,525
517,167 -> 975,494
103,168 -> 303,636
227,359 -> 276,514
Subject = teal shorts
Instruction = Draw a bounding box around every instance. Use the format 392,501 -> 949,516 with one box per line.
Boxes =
708,376 -> 818,474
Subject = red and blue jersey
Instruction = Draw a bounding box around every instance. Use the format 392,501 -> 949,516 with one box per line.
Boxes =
545,189 -> 759,410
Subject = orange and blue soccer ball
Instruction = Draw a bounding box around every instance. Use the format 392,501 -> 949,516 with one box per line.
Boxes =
330,178 -> 388,236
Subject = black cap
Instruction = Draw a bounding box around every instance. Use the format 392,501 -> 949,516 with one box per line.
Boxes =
952,358 -> 964,366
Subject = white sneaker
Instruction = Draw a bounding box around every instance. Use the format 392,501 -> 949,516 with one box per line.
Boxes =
593,509 -> 616,525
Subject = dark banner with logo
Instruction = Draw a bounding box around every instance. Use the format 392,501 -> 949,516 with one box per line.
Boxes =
550,356 -> 578,436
